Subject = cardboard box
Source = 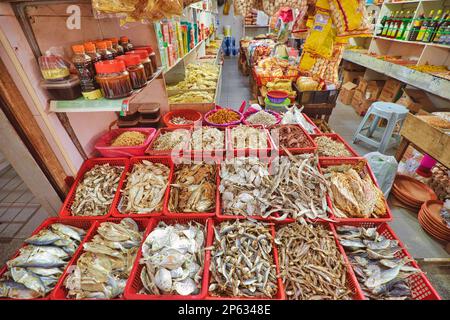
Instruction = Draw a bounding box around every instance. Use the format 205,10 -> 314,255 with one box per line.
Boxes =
342,61 -> 366,72
356,77 -> 369,93
358,99 -> 377,115
379,78 -> 403,102
396,88 -> 435,113
365,80 -> 385,100
351,90 -> 363,109
342,70 -> 365,85
339,82 -> 358,105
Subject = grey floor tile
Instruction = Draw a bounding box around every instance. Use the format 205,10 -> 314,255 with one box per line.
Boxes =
13,205 -> 39,223
0,207 -> 22,222
0,223 -> 22,238
0,238 -> 24,267
14,207 -> 49,239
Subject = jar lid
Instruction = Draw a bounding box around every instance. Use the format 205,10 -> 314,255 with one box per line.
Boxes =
105,40 -> 113,48
126,50 -> 148,60
96,41 -> 107,50
72,44 -> 85,54
135,46 -> 154,54
95,60 -> 126,74
120,36 -> 129,43
84,42 -> 96,52
116,54 -> 141,66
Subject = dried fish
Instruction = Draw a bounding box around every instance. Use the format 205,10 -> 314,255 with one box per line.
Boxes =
139,221 -> 205,296
191,127 -> 224,151
230,125 -> 268,149
64,219 -> 142,299
71,164 -> 123,216
275,223 -> 352,300
169,162 -> 216,213
170,117 -> 194,125
271,125 -> 312,149
314,136 -> 352,157
153,129 -> 190,151
209,220 -> 278,298
120,160 -> 170,214
336,226 -> 421,300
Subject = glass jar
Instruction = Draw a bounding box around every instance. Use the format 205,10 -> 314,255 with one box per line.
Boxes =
135,46 -> 158,71
95,60 -> 133,99
116,54 -> 147,89
126,50 -> 153,80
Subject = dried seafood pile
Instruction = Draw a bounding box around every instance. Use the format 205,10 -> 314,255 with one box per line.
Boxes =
152,129 -> 190,151
169,163 -> 216,213
337,226 -> 421,300
209,220 -> 278,298
71,164 -> 123,216
272,125 -> 312,149
245,111 -> 278,127
0,223 -> 86,299
139,221 -> 205,296
111,131 -> 146,147
64,219 -> 143,299
170,117 -> 193,125
120,160 -> 170,214
314,136 -> 352,157
191,127 -> 224,151
276,223 -> 352,300
207,109 -> 240,125
230,125 -> 268,149
323,164 -> 387,219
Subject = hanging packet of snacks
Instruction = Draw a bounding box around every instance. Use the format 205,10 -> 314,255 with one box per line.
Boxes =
291,6 -> 309,38
328,0 -> 373,39
223,0 -> 231,15
262,0 -> 307,16
234,0 -> 255,17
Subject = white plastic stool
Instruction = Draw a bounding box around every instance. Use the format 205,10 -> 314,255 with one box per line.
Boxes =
352,102 -> 409,154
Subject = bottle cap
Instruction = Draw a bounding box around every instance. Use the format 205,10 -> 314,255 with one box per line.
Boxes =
96,41 -> 107,50
84,42 -> 96,52
110,37 -> 119,45
95,60 -> 126,74
125,50 -> 148,60
120,36 -> 129,43
72,45 -> 85,54
105,40 -> 113,48
116,54 -> 141,66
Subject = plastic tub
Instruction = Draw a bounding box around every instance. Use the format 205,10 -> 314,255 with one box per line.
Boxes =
94,128 -> 156,158
40,75 -> 82,100
311,133 -> 359,159
267,90 -> 289,104
204,105 -> 243,128
59,158 -> 129,219
163,109 -> 203,128
124,217 -> 212,300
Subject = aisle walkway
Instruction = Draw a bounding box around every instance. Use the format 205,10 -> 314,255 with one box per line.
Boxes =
219,57 -> 252,109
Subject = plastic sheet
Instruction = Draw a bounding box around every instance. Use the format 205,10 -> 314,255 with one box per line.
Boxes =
364,152 -> 399,198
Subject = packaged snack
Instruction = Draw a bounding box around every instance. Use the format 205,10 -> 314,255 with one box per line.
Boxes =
329,0 -> 373,38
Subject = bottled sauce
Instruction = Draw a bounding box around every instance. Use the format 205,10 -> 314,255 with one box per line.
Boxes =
423,9 -> 442,42
381,12 -> 393,37
377,14 -> 388,36
135,46 -> 158,72
95,60 -> 133,99
105,40 -> 118,58
385,11 -> 399,37
83,42 -> 101,72
109,37 -> 124,56
96,41 -> 114,61
126,50 -> 153,80
119,36 -> 134,52
417,10 -> 435,41
71,45 -> 101,98
408,13 -> 425,41
432,10 -> 449,43
397,11 -> 412,40
116,54 -> 147,89
391,11 -> 404,38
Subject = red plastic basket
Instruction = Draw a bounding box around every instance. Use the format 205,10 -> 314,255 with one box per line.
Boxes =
165,158 -> 219,218
311,133 -> 359,159
59,158 -> 129,219
51,218 -> 151,300
189,126 -> 228,160
302,113 -> 322,134
0,217 -> 95,300
226,124 -> 274,158
124,217 -> 212,300
270,124 -> 317,156
112,156 -> 173,218
319,158 -> 393,223
273,220 -> 365,300
335,222 -> 442,300
253,66 -> 299,86
145,127 -> 192,157
94,128 -> 156,158
163,109 -> 203,129
205,219 -> 285,300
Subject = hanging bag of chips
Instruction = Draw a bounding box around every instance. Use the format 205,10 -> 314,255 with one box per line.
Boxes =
329,0 -> 373,39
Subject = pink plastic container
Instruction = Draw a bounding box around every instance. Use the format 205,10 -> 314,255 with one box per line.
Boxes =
95,128 -> 156,157
204,104 -> 243,128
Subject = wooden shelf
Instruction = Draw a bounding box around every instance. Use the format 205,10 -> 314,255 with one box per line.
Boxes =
374,36 -> 450,49
163,37 -> 209,75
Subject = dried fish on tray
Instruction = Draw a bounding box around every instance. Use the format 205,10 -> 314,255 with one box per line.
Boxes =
271,125 -> 313,150
336,225 -> 422,300
209,220 -> 279,298
275,223 -> 353,300
314,136 -> 353,157
138,221 -> 206,297
63,219 -> 143,299
322,161 -> 387,219
119,160 -> 170,214
191,127 -> 224,151
152,129 -> 190,151
229,125 -> 268,150
70,163 -> 124,216
169,162 -> 216,213
0,222 -> 87,299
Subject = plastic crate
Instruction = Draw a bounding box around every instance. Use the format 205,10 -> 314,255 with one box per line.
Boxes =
319,158 -> 393,223
335,222 -> 441,300
0,218 -> 95,300
293,82 -> 339,105
311,133 -> 359,159
94,128 -> 156,158
302,113 -> 322,134
189,126 -> 228,159
59,158 -> 129,219
112,156 -> 173,218
162,109 -> 203,129
253,67 -> 298,87
124,217 -> 212,300
226,125 -> 274,158
205,219 -> 285,300
51,218 -> 150,300
145,127 -> 192,157
274,220 -> 365,300
165,158 -> 219,218
270,124 -> 317,156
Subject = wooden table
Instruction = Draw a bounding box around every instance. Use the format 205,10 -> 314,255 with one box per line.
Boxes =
395,113 -> 450,168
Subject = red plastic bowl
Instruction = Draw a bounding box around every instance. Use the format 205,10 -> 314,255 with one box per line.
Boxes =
267,90 -> 289,104
163,109 -> 203,129
94,128 -> 156,158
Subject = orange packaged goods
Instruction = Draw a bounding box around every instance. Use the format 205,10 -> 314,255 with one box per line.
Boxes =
116,55 -> 147,89
329,0 -> 373,39
126,50 -> 153,80
207,109 -> 240,124
95,60 -> 133,99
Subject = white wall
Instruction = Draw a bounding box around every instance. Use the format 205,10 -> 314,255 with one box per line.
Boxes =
217,3 -> 243,41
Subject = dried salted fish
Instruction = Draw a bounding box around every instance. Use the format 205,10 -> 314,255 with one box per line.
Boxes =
120,160 -> 170,214
209,220 -> 278,298
275,223 -> 352,300
139,221 -> 205,296
336,226 -> 421,300
170,117 -> 194,125
323,164 -> 386,218
70,164 -> 123,216
314,136 -> 352,157
64,219 -> 142,299
191,127 -> 224,151
153,129 -> 190,151
169,162 -> 216,213
271,125 -> 312,149
230,125 -> 268,149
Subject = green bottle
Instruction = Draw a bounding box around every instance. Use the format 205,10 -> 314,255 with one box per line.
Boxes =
417,10 -> 434,41
431,10 -> 449,43
423,9 -> 442,42
397,10 -> 412,40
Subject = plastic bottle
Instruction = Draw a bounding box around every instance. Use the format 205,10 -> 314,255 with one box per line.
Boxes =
408,13 -> 425,41
83,42 -> 101,72
110,37 -> 124,56
105,40 -> 118,58
119,36 -> 134,52
423,10 -> 442,42
71,45 -> 101,99
416,10 -> 435,42
96,41 -> 114,61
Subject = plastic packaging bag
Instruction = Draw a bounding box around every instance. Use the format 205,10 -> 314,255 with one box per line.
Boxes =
281,105 -> 317,134
328,0 -> 373,39
364,152 -> 398,198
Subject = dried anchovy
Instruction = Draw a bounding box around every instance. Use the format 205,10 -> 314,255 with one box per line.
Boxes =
230,125 -> 268,149
153,129 -> 190,151
191,127 -> 224,151
170,117 -> 193,125
314,136 -> 352,157
246,111 -> 277,126
120,160 -> 170,214
71,164 -> 123,216
275,223 -> 352,300
209,220 -> 278,298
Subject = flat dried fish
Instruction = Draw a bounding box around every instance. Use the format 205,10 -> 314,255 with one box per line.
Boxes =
191,127 -> 224,151
230,125 -> 268,149
314,136 -> 352,157
153,129 -> 190,151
